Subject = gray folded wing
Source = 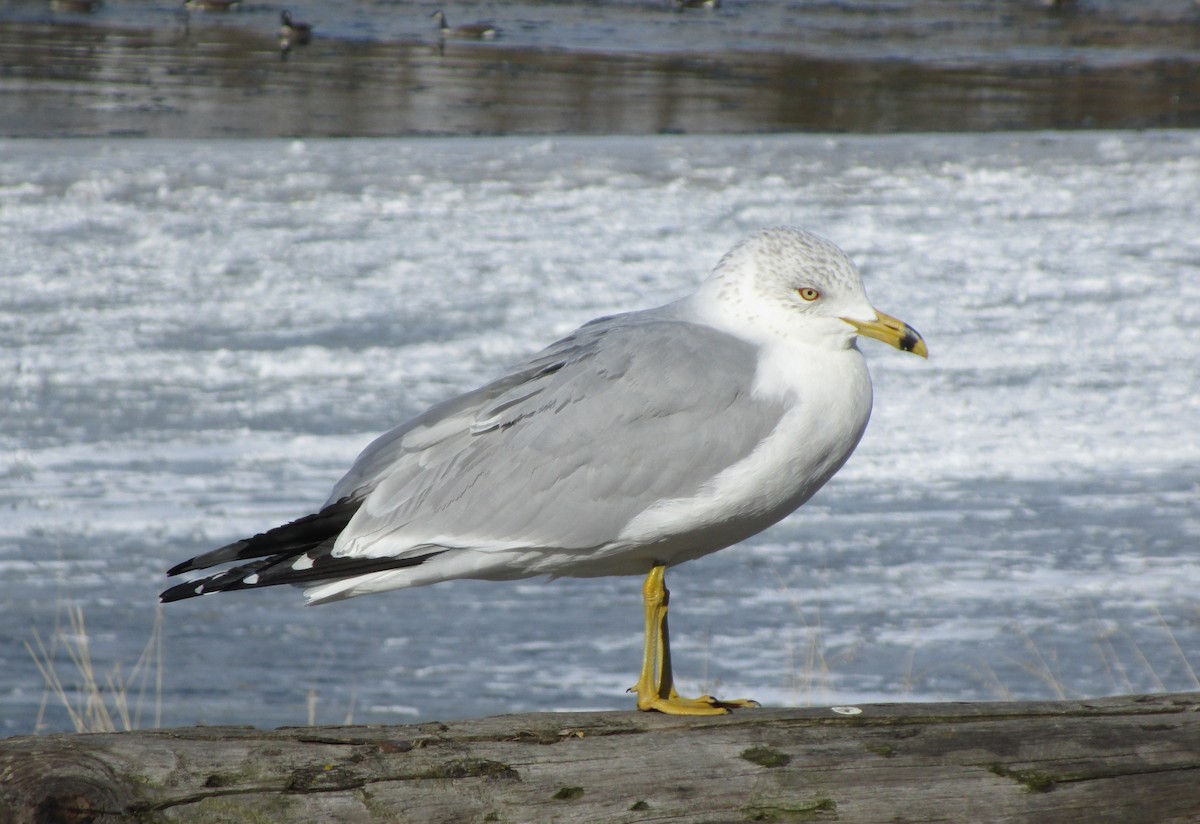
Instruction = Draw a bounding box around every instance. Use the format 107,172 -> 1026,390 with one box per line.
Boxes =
328,309 -> 788,560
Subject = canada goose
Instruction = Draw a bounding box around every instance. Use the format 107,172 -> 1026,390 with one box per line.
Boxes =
280,10 -> 313,45
183,0 -> 241,11
431,9 -> 497,40
50,0 -> 103,13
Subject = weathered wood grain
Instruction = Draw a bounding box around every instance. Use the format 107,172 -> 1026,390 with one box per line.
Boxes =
3,692 -> 1198,824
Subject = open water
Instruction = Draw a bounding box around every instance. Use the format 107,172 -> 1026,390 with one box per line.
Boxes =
2,0 -> 1199,136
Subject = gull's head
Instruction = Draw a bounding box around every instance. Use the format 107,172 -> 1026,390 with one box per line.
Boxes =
696,227 -> 927,358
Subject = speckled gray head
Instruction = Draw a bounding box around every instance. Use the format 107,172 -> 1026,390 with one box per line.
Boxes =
693,227 -> 925,358
719,227 -> 860,288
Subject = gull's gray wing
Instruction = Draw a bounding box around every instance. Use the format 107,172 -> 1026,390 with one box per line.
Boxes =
331,309 -> 789,560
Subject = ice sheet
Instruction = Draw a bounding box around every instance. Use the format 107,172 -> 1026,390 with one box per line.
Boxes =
2,132 -> 1198,733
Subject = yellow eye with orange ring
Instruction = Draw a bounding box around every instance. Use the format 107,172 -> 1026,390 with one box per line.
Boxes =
798,288 -> 820,302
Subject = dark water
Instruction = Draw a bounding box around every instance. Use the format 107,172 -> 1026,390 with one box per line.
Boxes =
2,0 -> 1199,137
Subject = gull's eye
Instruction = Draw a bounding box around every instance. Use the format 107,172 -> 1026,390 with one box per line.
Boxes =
798,287 -> 820,302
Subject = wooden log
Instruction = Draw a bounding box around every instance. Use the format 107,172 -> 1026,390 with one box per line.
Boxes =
2,692 -> 1198,824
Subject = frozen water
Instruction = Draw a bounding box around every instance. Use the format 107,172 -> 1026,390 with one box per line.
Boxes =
2,132 -> 1198,734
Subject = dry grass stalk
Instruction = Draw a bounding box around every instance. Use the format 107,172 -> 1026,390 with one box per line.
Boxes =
25,602 -> 163,734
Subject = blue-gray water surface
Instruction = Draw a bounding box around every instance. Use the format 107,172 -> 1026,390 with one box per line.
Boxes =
3,0 -> 1199,136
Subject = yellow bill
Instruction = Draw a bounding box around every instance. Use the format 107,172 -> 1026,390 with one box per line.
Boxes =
842,310 -> 928,358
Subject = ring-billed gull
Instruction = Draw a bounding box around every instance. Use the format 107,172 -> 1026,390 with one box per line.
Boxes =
162,227 -> 927,715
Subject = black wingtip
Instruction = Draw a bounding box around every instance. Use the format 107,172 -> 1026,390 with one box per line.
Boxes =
164,498 -> 362,580
160,580 -> 205,603
166,559 -> 197,577
160,549 -> 448,604
166,538 -> 252,577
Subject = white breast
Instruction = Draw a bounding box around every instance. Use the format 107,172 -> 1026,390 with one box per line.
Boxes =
613,340 -> 873,562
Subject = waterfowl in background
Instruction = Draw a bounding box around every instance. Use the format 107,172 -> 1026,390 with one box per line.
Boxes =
431,9 -> 497,39
184,0 -> 241,11
280,10 -> 313,56
50,0 -> 103,13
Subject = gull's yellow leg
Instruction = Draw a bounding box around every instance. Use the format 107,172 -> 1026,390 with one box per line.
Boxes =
631,565 -> 759,715
631,565 -> 667,709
